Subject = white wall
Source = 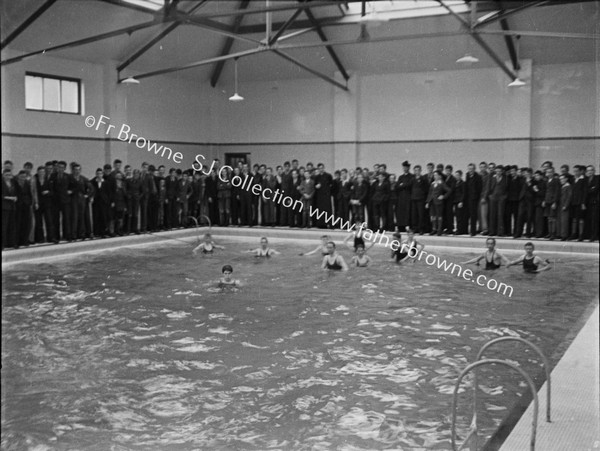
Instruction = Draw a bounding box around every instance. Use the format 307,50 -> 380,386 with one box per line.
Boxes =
2,52 -> 597,176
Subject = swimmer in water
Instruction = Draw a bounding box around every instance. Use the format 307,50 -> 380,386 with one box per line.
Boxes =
391,228 -> 424,264
192,233 -> 225,255
506,242 -> 551,273
344,221 -> 371,251
300,235 -> 330,256
321,241 -> 349,271
461,237 -> 508,269
218,264 -> 241,288
351,244 -> 372,267
244,236 -> 281,258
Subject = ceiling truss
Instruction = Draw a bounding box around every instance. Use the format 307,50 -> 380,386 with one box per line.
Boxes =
1,0 -> 595,90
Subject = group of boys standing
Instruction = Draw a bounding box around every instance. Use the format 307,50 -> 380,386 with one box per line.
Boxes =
2,157 -> 598,250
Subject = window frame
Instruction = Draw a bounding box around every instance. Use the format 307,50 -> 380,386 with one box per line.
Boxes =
25,72 -> 82,115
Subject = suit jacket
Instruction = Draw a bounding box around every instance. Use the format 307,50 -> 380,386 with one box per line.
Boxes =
427,181 -> 450,205
489,175 -> 508,201
559,183 -> 572,209
465,172 -> 482,203
50,172 -> 75,204
15,179 -> 33,206
91,178 -> 112,206
544,176 -> 560,204
453,180 -> 465,204
586,175 -> 599,206
35,173 -> 53,207
2,179 -> 17,211
507,175 -> 523,202
572,177 -> 588,206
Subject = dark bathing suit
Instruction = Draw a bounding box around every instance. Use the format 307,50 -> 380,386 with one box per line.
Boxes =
325,255 -> 343,270
354,235 -> 365,250
523,256 -> 538,273
485,251 -> 500,270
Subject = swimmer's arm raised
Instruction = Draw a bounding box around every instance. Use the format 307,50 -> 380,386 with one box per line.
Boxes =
303,246 -> 321,256
192,243 -> 204,255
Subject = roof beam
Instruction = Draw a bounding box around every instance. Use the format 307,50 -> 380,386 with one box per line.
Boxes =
436,0 -> 517,80
175,12 -> 262,46
1,18 -> 173,66
1,0 -> 58,50
497,1 -> 520,71
210,0 -> 250,88
190,1 -> 347,20
271,49 -> 348,91
119,47 -> 267,82
268,8 -> 304,46
304,4 -> 349,81
474,1 -> 548,29
117,0 -> 209,73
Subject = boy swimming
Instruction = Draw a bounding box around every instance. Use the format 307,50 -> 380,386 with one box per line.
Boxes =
506,242 -> 551,273
344,221 -> 370,251
461,237 -> 508,269
351,244 -> 372,267
192,233 -> 225,255
244,237 -> 281,258
321,241 -> 349,271
218,264 -> 241,289
300,235 -> 330,256
392,228 -> 424,264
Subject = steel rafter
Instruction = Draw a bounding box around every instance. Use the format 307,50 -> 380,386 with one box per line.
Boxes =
474,1 -> 549,29
210,0 -> 251,88
271,49 -> 348,91
1,18 -> 174,66
304,4 -> 349,81
497,1 -> 520,71
268,8 -> 304,46
117,0 -> 209,73
118,47 -> 267,82
1,0 -> 58,50
436,0 -> 517,80
175,12 -> 262,46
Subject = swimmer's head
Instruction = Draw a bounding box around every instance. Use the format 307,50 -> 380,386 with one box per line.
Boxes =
356,244 -> 365,256
405,227 -> 414,238
486,237 -> 496,250
204,233 -> 212,241
260,237 -> 268,248
326,241 -> 336,254
320,235 -> 329,243
524,242 -> 534,254
222,264 -> 233,274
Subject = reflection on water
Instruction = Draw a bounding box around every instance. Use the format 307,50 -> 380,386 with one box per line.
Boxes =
2,241 -> 598,450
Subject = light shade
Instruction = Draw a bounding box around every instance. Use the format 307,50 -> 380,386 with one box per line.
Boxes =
456,54 -> 479,64
508,78 -> 526,87
229,93 -> 244,102
120,77 -> 140,85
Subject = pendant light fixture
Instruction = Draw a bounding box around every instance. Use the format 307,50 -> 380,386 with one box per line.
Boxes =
120,77 -> 140,84
229,58 -> 244,102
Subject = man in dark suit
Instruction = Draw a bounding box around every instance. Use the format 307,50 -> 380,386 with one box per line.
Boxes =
34,165 -> 55,243
91,168 -> 111,238
14,170 -> 33,246
50,161 -> 75,241
2,169 -> 18,249
70,163 -> 93,240
396,161 -> 413,230
165,169 -> 179,229
505,165 -> 523,236
442,165 -> 456,234
410,165 -> 429,234
570,165 -> 588,240
314,163 -> 333,229
585,165 -> 599,241
464,163 -> 482,236
488,165 -> 508,236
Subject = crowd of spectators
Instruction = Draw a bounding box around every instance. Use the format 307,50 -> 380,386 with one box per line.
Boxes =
2,157 -> 598,250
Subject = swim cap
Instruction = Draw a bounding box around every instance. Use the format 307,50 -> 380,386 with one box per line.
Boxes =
222,265 -> 233,273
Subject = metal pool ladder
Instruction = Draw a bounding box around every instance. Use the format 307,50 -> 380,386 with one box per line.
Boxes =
450,337 -> 552,451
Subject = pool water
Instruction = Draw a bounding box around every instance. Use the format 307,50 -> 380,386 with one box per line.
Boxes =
2,238 -> 598,450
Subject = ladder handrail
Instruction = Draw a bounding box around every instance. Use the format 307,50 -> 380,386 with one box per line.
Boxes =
451,359 -> 539,451
476,336 -> 551,422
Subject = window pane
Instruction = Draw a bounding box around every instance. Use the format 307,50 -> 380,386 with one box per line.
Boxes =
25,75 -> 43,110
61,80 -> 79,113
43,78 -> 60,111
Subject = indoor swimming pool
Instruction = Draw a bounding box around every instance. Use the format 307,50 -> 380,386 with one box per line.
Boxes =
2,238 -> 598,450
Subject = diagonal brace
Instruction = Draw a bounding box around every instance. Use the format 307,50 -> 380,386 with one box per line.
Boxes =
210,0 -> 250,88
268,8 -> 304,46
304,5 -> 349,81
1,0 -> 58,50
117,0 -> 209,73
436,0 -> 517,80
271,49 -> 348,91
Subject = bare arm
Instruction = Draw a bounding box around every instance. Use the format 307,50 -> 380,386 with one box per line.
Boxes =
534,256 -> 552,272
303,245 -> 322,256
192,243 -> 204,254
339,255 -> 349,271
462,254 -> 484,265
506,255 -> 525,268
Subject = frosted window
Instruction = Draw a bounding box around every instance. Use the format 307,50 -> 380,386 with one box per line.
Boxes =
25,75 -> 43,110
61,80 -> 79,113
42,78 -> 60,111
